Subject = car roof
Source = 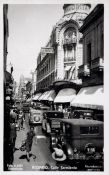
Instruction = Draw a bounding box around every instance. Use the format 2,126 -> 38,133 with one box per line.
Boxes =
59,118 -> 103,126
73,110 -> 93,112
43,110 -> 63,114
40,106 -> 50,108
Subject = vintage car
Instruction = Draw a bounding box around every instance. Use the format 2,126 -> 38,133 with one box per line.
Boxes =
51,118 -> 104,162
42,111 -> 64,134
29,108 -> 44,125
70,109 -> 104,122
29,105 -> 50,125
33,103 -> 50,111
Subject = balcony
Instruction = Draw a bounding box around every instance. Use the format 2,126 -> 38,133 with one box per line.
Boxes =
78,64 -> 90,78
91,57 -> 104,71
63,38 -> 77,45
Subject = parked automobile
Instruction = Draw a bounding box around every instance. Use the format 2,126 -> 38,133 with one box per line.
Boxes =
71,109 -> 104,122
50,118 -> 103,163
35,104 -> 50,111
42,111 -> 64,134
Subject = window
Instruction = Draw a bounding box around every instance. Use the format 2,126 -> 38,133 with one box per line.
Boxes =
80,126 -> 99,135
64,27 -> 76,39
87,43 -> 91,67
64,27 -> 77,62
49,60 -> 50,70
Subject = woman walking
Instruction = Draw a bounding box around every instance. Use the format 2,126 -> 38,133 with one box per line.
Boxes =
25,126 -> 35,161
18,111 -> 24,130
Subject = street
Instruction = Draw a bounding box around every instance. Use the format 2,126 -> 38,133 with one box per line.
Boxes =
4,3 -> 104,172
9,113 -> 56,171
7,110 -> 103,171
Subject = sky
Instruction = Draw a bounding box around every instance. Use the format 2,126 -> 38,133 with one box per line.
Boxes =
7,4 -> 63,83
7,4 -> 97,84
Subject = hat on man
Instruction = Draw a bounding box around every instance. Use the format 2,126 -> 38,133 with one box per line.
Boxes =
52,148 -> 66,161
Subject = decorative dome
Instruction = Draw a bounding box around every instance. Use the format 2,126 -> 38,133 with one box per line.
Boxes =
63,4 -> 91,16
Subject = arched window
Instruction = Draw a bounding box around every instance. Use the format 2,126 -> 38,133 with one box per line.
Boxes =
64,27 -> 76,40
63,27 -> 77,62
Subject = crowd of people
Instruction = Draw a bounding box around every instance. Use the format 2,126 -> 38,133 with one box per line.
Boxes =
9,108 -> 24,164
9,105 -> 36,164
7,101 -> 70,167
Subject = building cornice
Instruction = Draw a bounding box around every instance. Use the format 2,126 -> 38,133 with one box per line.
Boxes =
79,4 -> 104,33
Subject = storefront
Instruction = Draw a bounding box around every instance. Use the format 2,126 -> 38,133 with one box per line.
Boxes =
32,93 -> 42,101
54,88 -> 76,111
38,91 -> 49,101
42,90 -> 56,109
70,85 -> 104,121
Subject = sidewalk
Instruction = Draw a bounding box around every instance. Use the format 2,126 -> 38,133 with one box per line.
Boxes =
12,122 -> 39,171
11,120 -> 56,171
12,122 -> 34,170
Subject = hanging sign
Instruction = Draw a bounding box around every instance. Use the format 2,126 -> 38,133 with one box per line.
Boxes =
41,47 -> 54,60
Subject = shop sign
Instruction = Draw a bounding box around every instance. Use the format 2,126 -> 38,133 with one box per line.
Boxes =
41,47 -> 54,60
41,47 -> 54,54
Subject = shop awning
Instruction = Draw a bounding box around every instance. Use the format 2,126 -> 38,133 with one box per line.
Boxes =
54,88 -> 76,103
48,90 -> 56,101
42,91 -> 50,101
43,90 -> 56,101
70,85 -> 104,110
32,93 -> 42,101
38,91 -> 48,101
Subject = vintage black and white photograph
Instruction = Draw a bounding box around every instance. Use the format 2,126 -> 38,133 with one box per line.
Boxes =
3,2 -> 104,171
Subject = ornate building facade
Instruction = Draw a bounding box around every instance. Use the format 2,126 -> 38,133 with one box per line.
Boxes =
70,4 -> 104,121
78,4 -> 104,86
36,4 -> 91,91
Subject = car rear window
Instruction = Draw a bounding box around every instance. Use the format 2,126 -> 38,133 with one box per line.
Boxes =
80,126 -> 99,135
45,112 -> 64,118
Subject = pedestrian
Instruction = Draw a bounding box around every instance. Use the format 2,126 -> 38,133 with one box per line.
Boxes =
10,118 -> 17,153
18,111 -> 23,130
10,109 -> 17,123
25,126 -> 35,161
21,111 -> 25,129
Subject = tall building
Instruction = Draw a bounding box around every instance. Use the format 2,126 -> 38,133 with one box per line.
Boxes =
36,4 -> 91,91
30,70 -> 37,96
18,75 -> 33,100
70,4 -> 104,121
3,4 -> 8,72
3,4 -> 15,170
78,4 -> 104,86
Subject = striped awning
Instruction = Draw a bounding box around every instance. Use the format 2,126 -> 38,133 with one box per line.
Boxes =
32,93 -> 42,101
54,88 -> 76,103
38,91 -> 48,101
70,85 -> 104,110
42,90 -> 56,101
